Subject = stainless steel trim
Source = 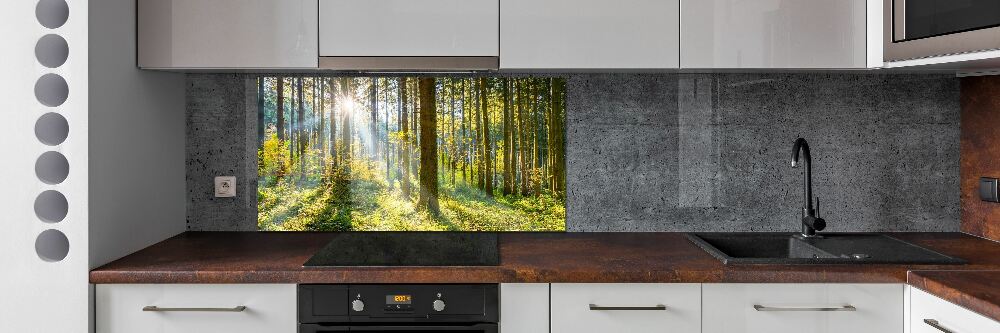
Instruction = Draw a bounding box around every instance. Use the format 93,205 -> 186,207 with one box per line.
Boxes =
142,306 -> 247,312
892,0 -> 905,41
753,304 -> 857,312
588,304 -> 667,311
923,319 -> 955,333
318,56 -> 498,71
884,0 -> 1000,62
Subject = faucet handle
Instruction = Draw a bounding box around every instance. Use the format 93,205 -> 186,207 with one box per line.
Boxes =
815,196 -> 820,218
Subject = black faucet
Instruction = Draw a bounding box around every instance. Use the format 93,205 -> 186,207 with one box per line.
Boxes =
791,138 -> 826,237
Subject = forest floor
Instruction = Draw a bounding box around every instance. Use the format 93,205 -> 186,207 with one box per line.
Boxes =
257,158 -> 566,231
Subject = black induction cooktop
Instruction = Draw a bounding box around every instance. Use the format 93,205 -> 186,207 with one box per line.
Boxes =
303,232 -> 500,266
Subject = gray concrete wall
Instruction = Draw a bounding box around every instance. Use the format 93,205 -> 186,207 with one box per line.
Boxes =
186,73 -> 960,232
186,74 -> 258,231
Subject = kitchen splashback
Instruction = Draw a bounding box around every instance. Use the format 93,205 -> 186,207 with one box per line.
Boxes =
186,73 -> 960,232
255,77 -> 566,231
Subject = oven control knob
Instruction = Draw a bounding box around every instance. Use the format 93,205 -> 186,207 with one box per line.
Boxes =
432,299 -> 446,312
351,299 -> 365,312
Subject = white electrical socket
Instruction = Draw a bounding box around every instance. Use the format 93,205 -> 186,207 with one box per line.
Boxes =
215,176 -> 236,197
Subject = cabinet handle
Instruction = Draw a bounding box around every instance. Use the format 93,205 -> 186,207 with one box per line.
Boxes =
923,319 -> 955,333
588,304 -> 667,311
753,304 -> 856,312
142,306 -> 247,312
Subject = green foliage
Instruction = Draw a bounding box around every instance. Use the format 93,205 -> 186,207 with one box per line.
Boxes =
258,155 -> 565,231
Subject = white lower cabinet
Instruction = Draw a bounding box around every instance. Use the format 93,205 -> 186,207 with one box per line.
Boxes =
550,283 -> 701,333
500,283 -> 549,333
910,287 -> 1000,333
703,283 -> 904,333
95,284 -> 297,333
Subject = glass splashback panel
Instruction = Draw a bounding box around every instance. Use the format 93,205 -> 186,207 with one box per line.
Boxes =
256,77 -> 566,231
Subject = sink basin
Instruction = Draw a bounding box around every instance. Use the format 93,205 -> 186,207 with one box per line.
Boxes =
687,233 -> 966,265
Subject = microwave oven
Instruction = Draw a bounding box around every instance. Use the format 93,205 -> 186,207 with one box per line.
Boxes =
884,0 -> 1000,62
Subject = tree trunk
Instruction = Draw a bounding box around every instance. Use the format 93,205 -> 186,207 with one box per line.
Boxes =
276,77 -> 285,141
289,78 -> 296,162
399,77 -> 410,199
554,78 -> 566,197
502,80 -> 512,195
461,79 -> 472,184
334,78 -> 337,168
370,78 -> 379,159
341,78 -> 352,171
417,78 -> 439,214
474,80 -> 483,190
519,79 -> 529,196
449,79 -> 457,185
257,77 -> 265,145
297,77 -> 306,180
318,78 -> 326,172
479,78 -> 493,197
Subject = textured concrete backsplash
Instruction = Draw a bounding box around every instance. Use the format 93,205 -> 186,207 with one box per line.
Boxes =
186,75 -> 258,231
187,73 -> 960,232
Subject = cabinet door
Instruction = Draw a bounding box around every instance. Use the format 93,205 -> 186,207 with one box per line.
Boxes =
500,284 -> 549,333
96,284 -> 297,333
910,287 -> 1000,333
138,0 -> 318,69
702,283 -> 903,333
550,283 -> 700,333
319,0 -> 499,57
501,0 -> 680,69
681,0 -> 868,68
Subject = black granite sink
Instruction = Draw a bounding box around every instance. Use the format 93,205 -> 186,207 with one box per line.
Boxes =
687,233 -> 966,265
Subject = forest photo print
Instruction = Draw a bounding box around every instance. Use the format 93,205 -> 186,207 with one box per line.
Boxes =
256,77 -> 567,231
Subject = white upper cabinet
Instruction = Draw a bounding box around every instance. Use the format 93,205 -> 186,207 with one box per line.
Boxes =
681,0 -> 879,69
319,0 -> 499,57
138,0 -> 318,69
500,0 -> 681,69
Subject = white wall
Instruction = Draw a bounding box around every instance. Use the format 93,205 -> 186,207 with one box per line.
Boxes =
88,0 -> 186,270
0,0 -> 184,331
0,0 -> 90,331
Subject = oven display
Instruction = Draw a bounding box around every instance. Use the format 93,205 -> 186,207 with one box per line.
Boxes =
386,295 -> 412,305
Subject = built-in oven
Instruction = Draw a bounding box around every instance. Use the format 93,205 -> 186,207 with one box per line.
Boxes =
299,284 -> 498,333
885,0 -> 1000,61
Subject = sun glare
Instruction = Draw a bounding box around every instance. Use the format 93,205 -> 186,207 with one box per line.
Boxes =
339,96 -> 356,116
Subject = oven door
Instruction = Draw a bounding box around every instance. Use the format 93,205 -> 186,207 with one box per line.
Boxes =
300,323 -> 498,333
885,0 -> 1000,61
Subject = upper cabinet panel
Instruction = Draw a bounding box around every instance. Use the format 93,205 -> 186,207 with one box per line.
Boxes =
681,0 -> 870,68
501,0 -> 681,69
319,0 -> 500,57
138,0 -> 318,69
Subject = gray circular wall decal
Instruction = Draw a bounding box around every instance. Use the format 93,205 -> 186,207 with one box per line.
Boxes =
34,73 -> 69,107
35,34 -> 69,68
35,151 -> 70,185
35,112 -> 69,146
35,229 -> 70,262
35,0 -> 69,29
34,190 -> 68,223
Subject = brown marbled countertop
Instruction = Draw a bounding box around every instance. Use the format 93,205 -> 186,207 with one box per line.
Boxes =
91,231 -> 1000,284
908,270 -> 1000,322
91,232 -> 1000,319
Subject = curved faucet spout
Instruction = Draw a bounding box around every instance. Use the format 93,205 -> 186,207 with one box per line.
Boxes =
791,138 -> 813,212
791,138 -> 824,237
